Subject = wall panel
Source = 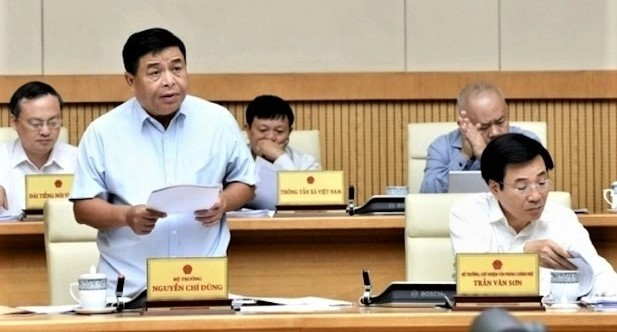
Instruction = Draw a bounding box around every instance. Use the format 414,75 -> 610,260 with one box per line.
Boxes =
2,73 -> 617,213
41,0 -> 405,74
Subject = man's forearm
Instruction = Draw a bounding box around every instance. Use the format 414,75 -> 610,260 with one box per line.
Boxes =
221,182 -> 255,212
73,197 -> 130,230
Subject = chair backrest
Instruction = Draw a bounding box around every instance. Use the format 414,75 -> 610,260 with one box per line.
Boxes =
404,191 -> 571,283
0,126 -> 69,144
407,121 -> 547,193
243,129 -> 322,164
546,191 -> 572,208
405,193 -> 467,282
44,198 -> 99,305
288,129 -> 321,164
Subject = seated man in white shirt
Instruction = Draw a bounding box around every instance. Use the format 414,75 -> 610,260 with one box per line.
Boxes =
0,81 -> 76,220
244,95 -> 321,209
450,132 -> 617,296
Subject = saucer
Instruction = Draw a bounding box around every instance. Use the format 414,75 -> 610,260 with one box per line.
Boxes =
74,306 -> 116,315
542,296 -> 580,309
608,209 -> 617,213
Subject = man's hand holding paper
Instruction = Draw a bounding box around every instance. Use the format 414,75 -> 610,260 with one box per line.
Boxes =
126,205 -> 167,235
524,239 -> 577,270
194,198 -> 224,227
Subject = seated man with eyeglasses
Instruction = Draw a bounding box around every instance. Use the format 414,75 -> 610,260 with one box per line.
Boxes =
449,132 -> 617,296
0,81 -> 76,220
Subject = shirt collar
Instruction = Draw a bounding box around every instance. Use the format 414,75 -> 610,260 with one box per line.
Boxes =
9,139 -> 65,171
487,193 -> 506,224
451,129 -> 463,149
133,98 -> 186,132
9,140 -> 29,168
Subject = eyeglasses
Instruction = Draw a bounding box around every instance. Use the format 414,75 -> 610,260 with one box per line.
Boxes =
500,178 -> 552,196
21,117 -> 62,132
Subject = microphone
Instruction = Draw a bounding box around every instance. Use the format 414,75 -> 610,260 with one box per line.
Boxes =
347,185 -> 355,216
115,274 -> 125,312
359,269 -> 372,305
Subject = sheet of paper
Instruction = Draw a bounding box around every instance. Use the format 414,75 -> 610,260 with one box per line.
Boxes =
229,293 -> 352,306
581,296 -> 617,305
0,305 -> 29,315
0,211 -> 23,221
230,294 -> 352,313
226,208 -> 273,218
15,305 -> 75,314
245,157 -> 279,210
146,184 -> 221,214
239,304 -> 343,313
581,296 -> 617,311
567,250 -> 594,296
254,296 -> 352,306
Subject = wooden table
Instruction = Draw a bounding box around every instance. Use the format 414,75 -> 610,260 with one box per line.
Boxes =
0,214 -> 405,307
1,307 -> 617,332
0,213 -> 616,307
577,214 -> 617,265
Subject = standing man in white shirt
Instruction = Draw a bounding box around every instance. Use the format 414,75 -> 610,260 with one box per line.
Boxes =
70,28 -> 257,304
449,133 -> 617,296
244,94 -> 321,210
0,81 -> 76,220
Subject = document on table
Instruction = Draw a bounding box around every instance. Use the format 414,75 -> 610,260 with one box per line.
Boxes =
229,294 -> 352,313
581,296 -> 617,311
0,210 -> 23,221
20,305 -> 75,314
226,208 -> 274,218
146,184 -> 221,214
253,296 -> 352,306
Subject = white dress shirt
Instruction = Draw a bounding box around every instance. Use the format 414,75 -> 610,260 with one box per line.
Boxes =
245,146 -> 321,210
0,139 -> 76,220
450,192 -> 617,296
70,95 -> 257,298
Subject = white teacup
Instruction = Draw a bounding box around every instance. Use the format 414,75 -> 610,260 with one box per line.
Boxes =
550,270 -> 579,304
385,186 -> 408,196
70,272 -> 107,309
603,182 -> 617,209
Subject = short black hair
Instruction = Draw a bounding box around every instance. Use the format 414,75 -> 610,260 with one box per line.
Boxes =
122,27 -> 186,75
480,133 -> 554,187
245,95 -> 295,127
9,81 -> 63,117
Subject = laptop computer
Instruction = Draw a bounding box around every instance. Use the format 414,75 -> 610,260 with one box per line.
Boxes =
447,170 -> 488,193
